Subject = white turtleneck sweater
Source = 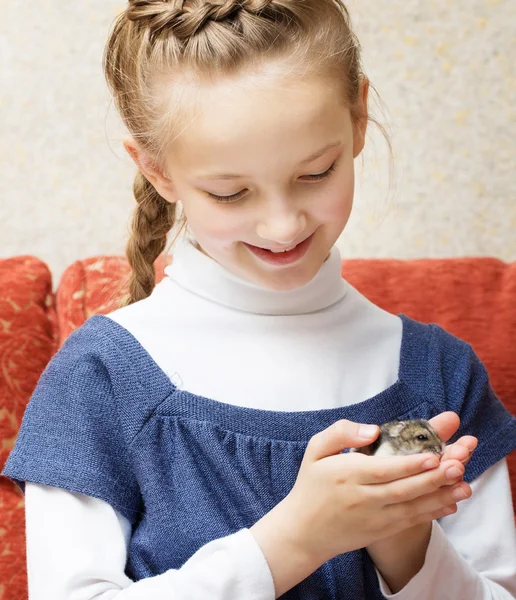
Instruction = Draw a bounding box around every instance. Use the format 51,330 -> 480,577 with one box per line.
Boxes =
23,237 -> 516,599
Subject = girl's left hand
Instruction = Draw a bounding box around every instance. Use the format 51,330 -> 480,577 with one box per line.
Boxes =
365,412 -> 478,592
428,411 -> 478,466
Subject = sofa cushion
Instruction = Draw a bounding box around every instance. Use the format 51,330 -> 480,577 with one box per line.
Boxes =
341,257 -> 516,412
55,255 -> 170,345
0,256 -> 57,599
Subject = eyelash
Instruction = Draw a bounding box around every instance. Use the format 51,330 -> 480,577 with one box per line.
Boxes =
207,161 -> 338,204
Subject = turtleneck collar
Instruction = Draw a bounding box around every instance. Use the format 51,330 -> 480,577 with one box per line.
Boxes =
164,235 -> 348,315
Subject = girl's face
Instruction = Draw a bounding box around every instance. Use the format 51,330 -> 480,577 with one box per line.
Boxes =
128,69 -> 368,291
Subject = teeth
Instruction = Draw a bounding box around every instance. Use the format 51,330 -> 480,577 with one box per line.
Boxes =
269,243 -> 298,253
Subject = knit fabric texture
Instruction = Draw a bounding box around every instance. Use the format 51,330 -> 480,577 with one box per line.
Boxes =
2,313 -> 516,599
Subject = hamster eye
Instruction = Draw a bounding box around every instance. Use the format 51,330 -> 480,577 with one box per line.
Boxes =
416,434 -> 429,441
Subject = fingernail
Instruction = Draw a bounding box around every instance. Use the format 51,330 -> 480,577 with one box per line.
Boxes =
423,459 -> 439,470
451,486 -> 468,501
446,467 -> 463,480
358,424 -> 378,439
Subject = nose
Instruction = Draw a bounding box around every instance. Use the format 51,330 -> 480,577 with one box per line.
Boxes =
256,197 -> 307,245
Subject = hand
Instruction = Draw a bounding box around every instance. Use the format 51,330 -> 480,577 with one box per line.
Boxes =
251,418 -> 470,598
430,411 -> 478,467
293,415 -> 474,559
365,412 -> 478,593
369,411 -> 478,543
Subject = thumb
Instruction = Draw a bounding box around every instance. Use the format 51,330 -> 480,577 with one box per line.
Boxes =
305,419 -> 379,462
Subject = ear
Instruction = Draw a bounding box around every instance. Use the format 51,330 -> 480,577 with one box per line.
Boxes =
123,137 -> 178,203
352,76 -> 369,159
389,421 -> 408,436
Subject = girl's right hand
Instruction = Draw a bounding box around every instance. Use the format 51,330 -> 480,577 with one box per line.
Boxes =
250,419 -> 469,598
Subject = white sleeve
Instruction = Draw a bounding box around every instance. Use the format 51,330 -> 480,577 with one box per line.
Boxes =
24,482 -> 275,600
376,458 -> 516,599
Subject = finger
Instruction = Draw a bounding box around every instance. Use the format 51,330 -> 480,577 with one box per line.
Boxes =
390,481 -> 471,526
387,502 -> 459,531
459,436 -> 478,452
434,504 -> 459,519
305,420 -> 379,462
348,452 -> 441,485
368,459 -> 465,505
380,502 -> 460,538
442,444 -> 469,464
428,412 -> 460,443
441,436 -> 478,464
370,501 -> 460,541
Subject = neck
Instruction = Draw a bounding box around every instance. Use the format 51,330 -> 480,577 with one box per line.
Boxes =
164,235 -> 347,315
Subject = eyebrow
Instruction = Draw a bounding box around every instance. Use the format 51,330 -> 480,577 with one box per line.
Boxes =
196,141 -> 342,180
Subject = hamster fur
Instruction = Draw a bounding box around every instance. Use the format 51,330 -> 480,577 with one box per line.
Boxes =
353,419 -> 445,457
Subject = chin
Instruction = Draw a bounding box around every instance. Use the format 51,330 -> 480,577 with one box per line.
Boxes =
259,276 -> 309,292
252,261 -> 323,291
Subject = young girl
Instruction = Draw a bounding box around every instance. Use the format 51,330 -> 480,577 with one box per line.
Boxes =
3,1 -> 516,598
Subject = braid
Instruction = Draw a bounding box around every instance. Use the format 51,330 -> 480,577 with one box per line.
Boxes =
127,0 -> 276,42
120,171 -> 179,307
126,0 -> 184,40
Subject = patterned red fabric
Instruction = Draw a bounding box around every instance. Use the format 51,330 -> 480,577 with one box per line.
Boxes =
0,253 -> 515,600
0,257 -> 57,600
56,255 -> 171,345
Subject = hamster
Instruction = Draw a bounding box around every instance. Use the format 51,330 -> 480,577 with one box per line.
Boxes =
353,419 -> 445,457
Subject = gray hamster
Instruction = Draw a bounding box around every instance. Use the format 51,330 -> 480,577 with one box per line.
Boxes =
353,419 -> 445,457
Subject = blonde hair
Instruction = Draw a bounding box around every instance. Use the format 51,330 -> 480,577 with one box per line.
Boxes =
103,0 -> 389,307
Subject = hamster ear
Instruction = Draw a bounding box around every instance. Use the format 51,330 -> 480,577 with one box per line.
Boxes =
389,421 -> 408,436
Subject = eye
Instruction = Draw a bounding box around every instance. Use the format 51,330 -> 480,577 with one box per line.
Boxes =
301,161 -> 338,182
205,160 -> 338,204
416,434 -> 429,441
206,189 -> 248,204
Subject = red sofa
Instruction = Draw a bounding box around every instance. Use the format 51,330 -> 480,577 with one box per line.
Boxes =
1,253 -> 515,599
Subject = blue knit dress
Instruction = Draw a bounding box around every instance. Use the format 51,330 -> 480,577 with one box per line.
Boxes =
3,313 -> 516,599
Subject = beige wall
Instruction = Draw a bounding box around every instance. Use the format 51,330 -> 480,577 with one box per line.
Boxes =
1,1 -> 515,289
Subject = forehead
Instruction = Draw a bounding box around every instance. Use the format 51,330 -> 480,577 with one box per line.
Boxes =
156,64 -> 351,168
403,425 -> 430,437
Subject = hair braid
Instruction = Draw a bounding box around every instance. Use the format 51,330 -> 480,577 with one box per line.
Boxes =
126,0 -> 277,42
126,0 -> 184,40
119,171 -> 181,308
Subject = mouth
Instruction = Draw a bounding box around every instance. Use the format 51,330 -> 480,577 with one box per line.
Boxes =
243,232 -> 315,266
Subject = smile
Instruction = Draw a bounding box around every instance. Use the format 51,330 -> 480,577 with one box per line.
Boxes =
243,233 -> 315,266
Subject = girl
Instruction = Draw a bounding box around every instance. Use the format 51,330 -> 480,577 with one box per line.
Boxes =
2,1 -> 516,598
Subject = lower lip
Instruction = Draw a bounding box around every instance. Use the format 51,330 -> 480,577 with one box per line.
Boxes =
244,233 -> 314,266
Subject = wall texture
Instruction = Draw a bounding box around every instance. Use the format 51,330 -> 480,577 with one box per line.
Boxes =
1,0 -> 515,289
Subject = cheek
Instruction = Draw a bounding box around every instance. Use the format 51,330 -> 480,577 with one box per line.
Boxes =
314,171 -> 355,221
182,201 -> 245,244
